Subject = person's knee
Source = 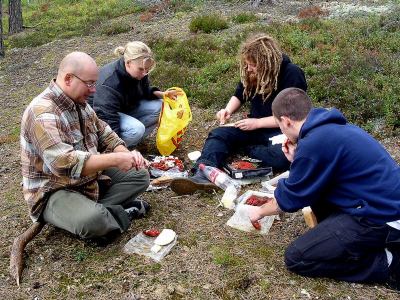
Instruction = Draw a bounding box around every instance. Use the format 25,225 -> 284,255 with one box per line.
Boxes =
74,206 -> 110,238
208,127 -> 232,141
122,123 -> 146,147
153,99 -> 162,115
284,243 -> 304,273
127,169 -> 150,189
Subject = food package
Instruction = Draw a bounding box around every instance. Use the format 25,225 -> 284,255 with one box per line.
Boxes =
226,190 -> 276,235
149,155 -> 188,178
123,231 -> 177,262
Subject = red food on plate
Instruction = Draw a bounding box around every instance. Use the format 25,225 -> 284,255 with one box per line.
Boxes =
251,220 -> 261,230
143,229 -> 160,237
245,195 -> 273,206
231,161 -> 256,170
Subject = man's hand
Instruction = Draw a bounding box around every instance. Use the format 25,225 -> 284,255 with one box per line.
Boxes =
216,108 -> 231,125
247,205 -> 264,223
282,138 -> 297,162
114,152 -> 139,172
131,150 -> 149,170
246,198 -> 282,222
235,118 -> 259,131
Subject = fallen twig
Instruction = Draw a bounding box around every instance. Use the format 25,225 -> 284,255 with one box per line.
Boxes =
10,221 -> 45,286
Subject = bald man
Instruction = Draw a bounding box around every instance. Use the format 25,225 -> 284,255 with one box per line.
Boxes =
21,52 -> 151,244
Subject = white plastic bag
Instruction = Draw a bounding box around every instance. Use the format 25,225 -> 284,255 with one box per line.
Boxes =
123,232 -> 177,262
226,190 -> 276,235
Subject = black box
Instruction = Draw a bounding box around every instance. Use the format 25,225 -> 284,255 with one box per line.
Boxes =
223,159 -> 272,179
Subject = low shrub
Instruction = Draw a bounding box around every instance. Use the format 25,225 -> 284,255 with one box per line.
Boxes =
189,14 -> 229,33
232,12 -> 259,24
100,22 -> 131,36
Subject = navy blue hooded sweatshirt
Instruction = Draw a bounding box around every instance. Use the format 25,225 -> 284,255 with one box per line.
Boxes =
275,108 -> 400,224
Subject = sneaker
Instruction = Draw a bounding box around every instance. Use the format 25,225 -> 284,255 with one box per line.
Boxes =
387,249 -> 400,291
170,169 -> 219,195
85,230 -> 120,247
125,200 -> 150,221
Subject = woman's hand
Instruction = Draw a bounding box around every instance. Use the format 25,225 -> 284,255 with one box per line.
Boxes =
235,118 -> 259,131
164,89 -> 183,100
216,108 -> 231,125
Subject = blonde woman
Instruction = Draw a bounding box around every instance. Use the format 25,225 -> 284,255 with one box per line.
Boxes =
89,41 -> 178,148
171,34 -> 307,195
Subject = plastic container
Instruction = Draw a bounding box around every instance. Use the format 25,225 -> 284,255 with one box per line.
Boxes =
220,185 -> 239,209
199,164 -> 240,190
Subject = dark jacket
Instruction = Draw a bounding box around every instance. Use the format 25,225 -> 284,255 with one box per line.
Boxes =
234,55 -> 307,118
275,108 -> 400,224
88,58 -> 160,134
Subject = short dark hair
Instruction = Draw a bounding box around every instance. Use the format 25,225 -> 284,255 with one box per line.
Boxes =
272,88 -> 312,121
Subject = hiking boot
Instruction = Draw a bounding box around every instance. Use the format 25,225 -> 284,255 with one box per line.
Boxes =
125,199 -> 150,221
170,169 -> 219,195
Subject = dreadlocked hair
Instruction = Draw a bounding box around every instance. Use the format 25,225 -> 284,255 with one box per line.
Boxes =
239,34 -> 283,102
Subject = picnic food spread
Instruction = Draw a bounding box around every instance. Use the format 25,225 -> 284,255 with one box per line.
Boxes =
150,156 -> 184,172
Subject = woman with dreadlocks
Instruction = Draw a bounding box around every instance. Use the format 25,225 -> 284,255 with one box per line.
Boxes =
170,34 -> 307,195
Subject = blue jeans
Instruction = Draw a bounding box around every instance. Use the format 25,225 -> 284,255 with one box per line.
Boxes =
285,212 -> 400,283
119,99 -> 162,148
196,126 -> 290,172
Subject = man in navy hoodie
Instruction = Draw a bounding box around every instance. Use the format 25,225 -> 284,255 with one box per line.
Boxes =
248,87 -> 400,290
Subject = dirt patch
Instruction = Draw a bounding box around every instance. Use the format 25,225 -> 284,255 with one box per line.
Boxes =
0,1 -> 399,299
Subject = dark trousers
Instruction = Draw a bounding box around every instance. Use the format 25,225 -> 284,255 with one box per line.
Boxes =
285,212 -> 400,283
196,126 -> 290,172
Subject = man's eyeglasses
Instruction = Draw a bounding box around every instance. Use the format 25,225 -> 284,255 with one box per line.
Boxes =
71,74 -> 96,88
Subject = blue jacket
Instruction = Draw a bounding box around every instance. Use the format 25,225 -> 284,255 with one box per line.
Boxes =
275,108 -> 400,224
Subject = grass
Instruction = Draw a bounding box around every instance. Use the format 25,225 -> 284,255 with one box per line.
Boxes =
211,245 -> 244,267
3,0 -> 143,48
5,2 -> 398,132
148,9 -> 400,133
1,1 -> 400,300
100,21 -> 131,36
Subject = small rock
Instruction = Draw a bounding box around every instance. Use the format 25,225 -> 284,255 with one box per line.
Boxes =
175,285 -> 187,295
217,212 -> 224,217
203,283 -> 211,290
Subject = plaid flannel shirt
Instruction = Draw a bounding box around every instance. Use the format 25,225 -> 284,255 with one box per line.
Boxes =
21,80 -> 125,221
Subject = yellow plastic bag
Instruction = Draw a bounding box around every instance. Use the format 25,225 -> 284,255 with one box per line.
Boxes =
156,87 -> 192,156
